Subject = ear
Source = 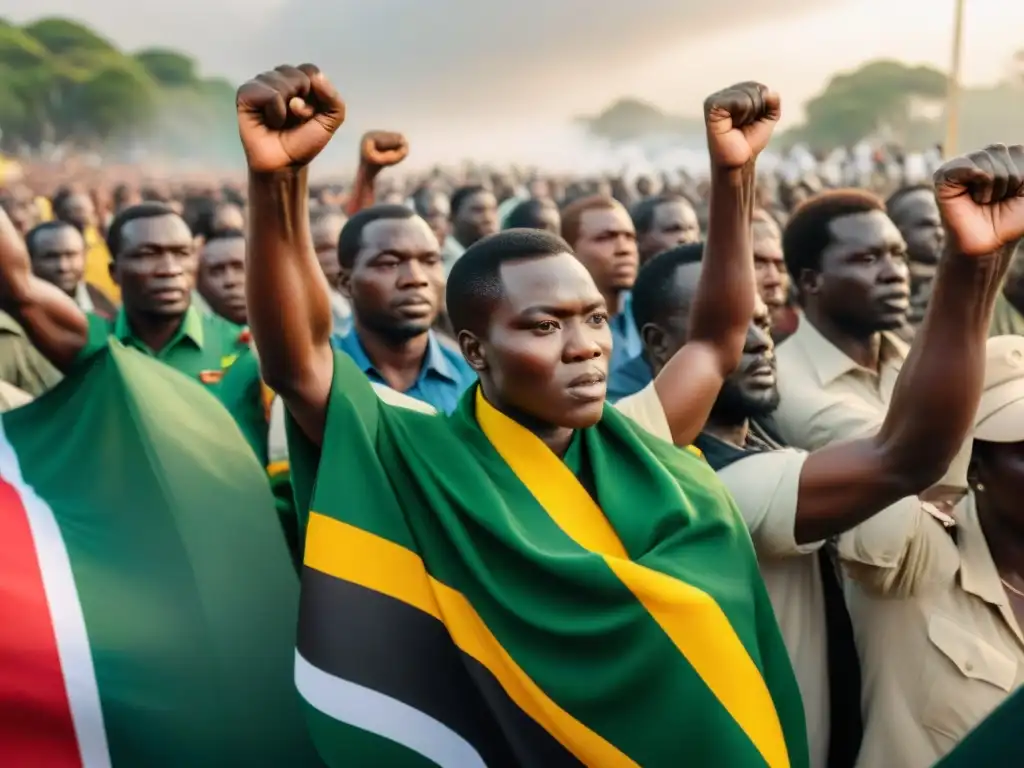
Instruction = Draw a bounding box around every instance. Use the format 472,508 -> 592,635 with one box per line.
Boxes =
108,258 -> 120,287
640,322 -> 671,372
459,330 -> 488,373
337,266 -> 353,299
797,268 -> 821,300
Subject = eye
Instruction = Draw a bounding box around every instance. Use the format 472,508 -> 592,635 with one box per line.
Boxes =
534,320 -> 559,333
588,312 -> 609,326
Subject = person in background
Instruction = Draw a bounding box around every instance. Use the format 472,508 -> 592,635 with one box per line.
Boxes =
561,194 -> 641,371
25,220 -> 116,319
886,184 -> 945,339
0,185 -> 39,237
412,187 -> 451,248
753,208 -> 796,341
503,197 -> 561,234
988,242 -> 1024,336
333,204 -> 475,413
51,186 -> 120,305
196,228 -> 247,328
310,205 -> 351,335
631,192 -> 701,264
343,131 -> 410,217
443,185 -> 498,274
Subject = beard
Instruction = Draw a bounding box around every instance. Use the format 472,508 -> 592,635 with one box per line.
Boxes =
710,379 -> 781,426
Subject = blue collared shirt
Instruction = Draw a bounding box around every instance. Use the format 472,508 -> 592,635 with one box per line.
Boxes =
331,329 -> 476,414
609,293 -> 642,373
607,352 -> 653,403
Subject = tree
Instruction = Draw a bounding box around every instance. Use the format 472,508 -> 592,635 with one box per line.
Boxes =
578,97 -> 703,143
134,48 -> 198,88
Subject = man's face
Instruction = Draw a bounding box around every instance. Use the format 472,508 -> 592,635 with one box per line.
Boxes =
890,189 -> 944,266
639,200 -> 700,263
340,216 -> 443,341
753,219 -> 789,321
453,191 -> 498,247
197,236 -> 247,325
31,225 -> 86,296
810,210 -> 910,333
312,213 -> 347,287
532,202 -> 562,235
420,193 -> 450,247
60,193 -> 97,231
573,205 -> 638,296
714,300 -> 780,422
476,253 -> 611,430
112,214 -> 197,318
1,188 -> 38,235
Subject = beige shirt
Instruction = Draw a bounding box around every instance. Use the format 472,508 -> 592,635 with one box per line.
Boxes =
844,494 -> 1024,768
715,449 -> 830,768
0,380 -> 32,412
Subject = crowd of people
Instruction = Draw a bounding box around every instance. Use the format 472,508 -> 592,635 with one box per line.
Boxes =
2,60 -> 1024,768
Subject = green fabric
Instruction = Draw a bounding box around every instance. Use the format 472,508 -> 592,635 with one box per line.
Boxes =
0,341 -> 322,765
80,306 -> 249,392
288,351 -> 808,767
217,347 -> 269,466
935,687 -> 1024,766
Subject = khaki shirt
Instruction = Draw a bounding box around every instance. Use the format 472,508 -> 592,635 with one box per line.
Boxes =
716,449 -> 830,768
0,311 -> 62,397
844,494 -> 1024,767
0,380 -> 32,412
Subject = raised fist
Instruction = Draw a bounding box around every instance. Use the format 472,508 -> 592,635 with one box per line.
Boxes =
934,144 -> 1024,257
360,131 -> 409,170
703,82 -> 781,171
236,64 -> 346,174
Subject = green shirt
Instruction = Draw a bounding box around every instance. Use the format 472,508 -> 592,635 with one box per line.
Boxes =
80,306 -> 250,392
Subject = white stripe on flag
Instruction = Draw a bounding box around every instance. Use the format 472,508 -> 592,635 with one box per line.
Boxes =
295,651 -> 486,768
0,421 -> 111,768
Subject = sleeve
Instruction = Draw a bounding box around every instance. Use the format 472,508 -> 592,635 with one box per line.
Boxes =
0,334 -> 62,396
613,383 -> 672,443
71,313 -> 114,368
717,450 -> 822,559
776,387 -> 884,452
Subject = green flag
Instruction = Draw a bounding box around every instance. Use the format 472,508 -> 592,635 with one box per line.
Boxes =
288,352 -> 808,768
935,687 -> 1024,767
0,341 -> 322,766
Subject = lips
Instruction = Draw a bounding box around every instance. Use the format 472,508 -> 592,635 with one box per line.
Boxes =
569,372 -> 606,388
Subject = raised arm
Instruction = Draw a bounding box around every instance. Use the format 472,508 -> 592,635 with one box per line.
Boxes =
0,207 -> 87,370
654,82 -> 781,446
238,64 -> 346,445
795,144 -> 1024,544
344,131 -> 410,216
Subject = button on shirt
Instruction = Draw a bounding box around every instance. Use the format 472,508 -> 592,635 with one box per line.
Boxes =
80,306 -> 250,391
332,330 -> 476,414
843,494 -> 1024,768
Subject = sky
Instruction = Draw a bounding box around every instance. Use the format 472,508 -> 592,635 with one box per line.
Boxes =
4,0 -> 1023,170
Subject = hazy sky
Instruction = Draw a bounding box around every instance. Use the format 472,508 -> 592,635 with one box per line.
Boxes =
4,0 -> 1021,168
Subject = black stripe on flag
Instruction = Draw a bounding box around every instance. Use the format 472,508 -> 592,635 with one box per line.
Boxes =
298,566 -> 584,767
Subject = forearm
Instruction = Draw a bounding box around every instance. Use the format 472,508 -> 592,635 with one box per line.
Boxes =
246,168 -> 334,399
687,163 -> 756,373
344,164 -> 378,216
875,241 -> 1014,484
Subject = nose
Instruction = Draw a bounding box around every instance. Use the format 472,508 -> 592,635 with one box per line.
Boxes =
746,322 -> 774,355
396,259 -> 430,287
562,321 -> 605,363
154,252 -> 184,276
879,255 -> 909,284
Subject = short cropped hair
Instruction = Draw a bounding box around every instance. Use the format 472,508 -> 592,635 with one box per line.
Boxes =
106,202 -> 185,260
560,194 -> 619,247
885,184 -> 934,215
446,228 -> 572,336
203,227 -> 245,244
450,185 -> 489,220
630,242 -> 704,334
630,194 -> 691,235
337,204 -> 415,268
782,189 -> 885,281
24,220 -> 78,259
504,198 -> 555,230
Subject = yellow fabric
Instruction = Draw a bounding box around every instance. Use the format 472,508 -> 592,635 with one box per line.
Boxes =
83,226 -> 120,304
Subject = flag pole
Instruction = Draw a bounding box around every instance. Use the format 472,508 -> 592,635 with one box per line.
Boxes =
944,0 -> 966,157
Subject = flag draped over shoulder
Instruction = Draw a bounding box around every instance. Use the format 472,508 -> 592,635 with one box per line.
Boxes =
287,352 -> 809,768
0,341 -> 323,767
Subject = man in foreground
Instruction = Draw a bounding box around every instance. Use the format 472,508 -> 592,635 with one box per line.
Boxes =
241,63 -> 807,767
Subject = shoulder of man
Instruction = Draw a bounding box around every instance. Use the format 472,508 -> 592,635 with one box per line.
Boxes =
0,310 -> 26,337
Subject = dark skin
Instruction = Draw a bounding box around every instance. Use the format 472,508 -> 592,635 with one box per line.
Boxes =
452,190 -> 498,248
311,212 -> 346,286
344,131 -> 409,217
890,189 -> 945,326
338,215 -> 443,393
638,200 -> 700,263
753,215 -> 788,325
530,202 -> 561,236
57,192 -> 97,232
644,146 -> 1024,543
973,439 -> 1024,614
30,224 -> 86,297
1,186 -> 39,236
416,191 -> 450,248
198,236 -> 247,325
799,210 -> 910,371
238,67 -> 776,452
572,205 -> 638,317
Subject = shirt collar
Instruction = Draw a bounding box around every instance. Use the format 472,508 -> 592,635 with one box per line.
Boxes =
338,329 -> 458,384
113,305 -> 205,350
790,317 -> 908,388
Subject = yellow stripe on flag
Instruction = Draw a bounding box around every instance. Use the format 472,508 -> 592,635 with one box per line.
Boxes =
304,512 -> 638,768
475,389 -> 790,768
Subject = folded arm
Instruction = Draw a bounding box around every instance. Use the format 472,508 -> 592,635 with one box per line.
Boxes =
0,207 -> 88,371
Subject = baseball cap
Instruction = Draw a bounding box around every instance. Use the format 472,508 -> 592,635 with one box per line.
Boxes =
974,335 -> 1024,443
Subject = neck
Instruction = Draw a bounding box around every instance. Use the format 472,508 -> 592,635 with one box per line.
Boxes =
355,320 -> 430,393
478,381 -> 575,457
602,289 -> 625,317
978,494 -> 1024,580
703,413 -> 750,449
126,309 -> 185,354
804,306 -> 882,371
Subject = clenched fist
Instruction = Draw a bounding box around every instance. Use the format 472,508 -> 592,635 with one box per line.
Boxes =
703,82 -> 781,171
935,144 -> 1024,257
236,64 -> 346,173
360,131 -> 409,170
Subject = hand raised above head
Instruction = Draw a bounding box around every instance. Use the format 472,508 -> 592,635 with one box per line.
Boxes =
236,64 -> 346,174
360,131 -> 410,170
935,144 -> 1024,257
703,82 -> 781,172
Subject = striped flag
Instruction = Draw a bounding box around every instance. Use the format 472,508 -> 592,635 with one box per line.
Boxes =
0,342 -> 323,766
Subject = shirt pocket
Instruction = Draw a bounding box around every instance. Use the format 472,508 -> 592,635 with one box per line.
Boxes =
922,613 -> 1017,745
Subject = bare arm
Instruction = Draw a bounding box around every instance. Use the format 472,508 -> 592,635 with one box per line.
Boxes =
0,207 -> 88,371
794,145 -> 1024,544
343,162 -> 377,217
343,131 -> 409,217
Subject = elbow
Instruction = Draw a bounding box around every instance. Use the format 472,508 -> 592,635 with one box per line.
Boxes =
876,439 -> 963,496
